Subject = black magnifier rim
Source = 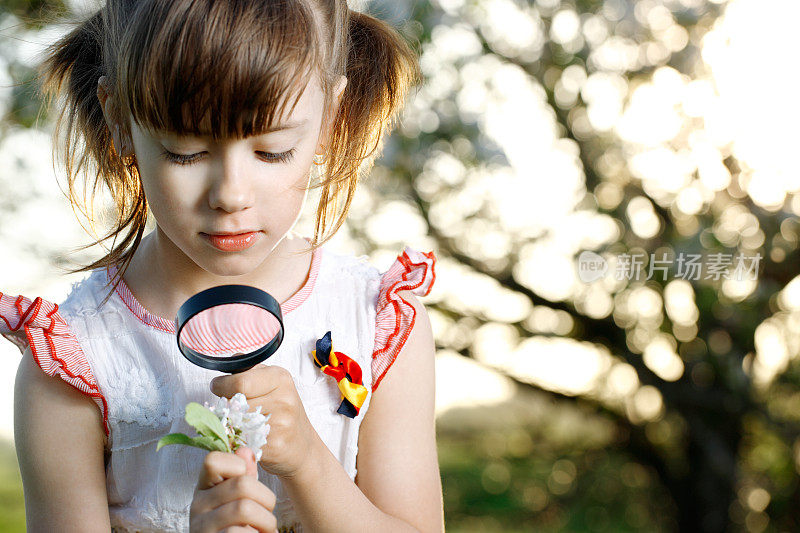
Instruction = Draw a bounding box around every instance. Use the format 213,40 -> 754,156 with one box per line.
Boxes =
175,284 -> 284,373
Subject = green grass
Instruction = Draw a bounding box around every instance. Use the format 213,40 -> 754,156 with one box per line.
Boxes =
0,440 -> 25,533
438,431 -> 675,532
435,398 -> 678,532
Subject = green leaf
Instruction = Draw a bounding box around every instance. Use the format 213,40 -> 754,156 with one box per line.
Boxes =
192,435 -> 231,453
157,433 -> 231,453
157,432 -> 196,451
184,402 -> 230,450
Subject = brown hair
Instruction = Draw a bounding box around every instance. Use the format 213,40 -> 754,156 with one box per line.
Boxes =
36,0 -> 420,298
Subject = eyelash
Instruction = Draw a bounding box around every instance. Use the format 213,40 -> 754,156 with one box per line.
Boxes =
159,148 -> 296,166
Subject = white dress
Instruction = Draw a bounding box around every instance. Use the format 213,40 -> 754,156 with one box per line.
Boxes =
0,242 -> 437,532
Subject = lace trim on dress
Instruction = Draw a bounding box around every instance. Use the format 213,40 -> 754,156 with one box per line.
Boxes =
111,497 -> 187,532
372,247 -> 436,392
0,292 -> 110,436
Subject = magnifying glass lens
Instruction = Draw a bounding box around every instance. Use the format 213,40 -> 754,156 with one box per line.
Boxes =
179,303 -> 281,358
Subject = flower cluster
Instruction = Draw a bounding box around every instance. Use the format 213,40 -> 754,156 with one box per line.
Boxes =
205,393 -> 271,461
157,392 -> 271,462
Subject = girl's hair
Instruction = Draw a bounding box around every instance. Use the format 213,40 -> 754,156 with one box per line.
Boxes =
37,0 -> 420,297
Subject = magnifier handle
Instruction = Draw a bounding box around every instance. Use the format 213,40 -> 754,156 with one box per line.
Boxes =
228,364 -> 254,374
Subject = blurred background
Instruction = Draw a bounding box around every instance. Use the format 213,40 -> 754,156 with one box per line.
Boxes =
1,0 -> 798,531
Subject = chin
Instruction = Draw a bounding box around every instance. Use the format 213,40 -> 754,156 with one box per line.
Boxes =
193,254 -> 260,278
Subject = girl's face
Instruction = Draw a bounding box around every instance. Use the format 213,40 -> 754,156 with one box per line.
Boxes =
125,77 -> 331,277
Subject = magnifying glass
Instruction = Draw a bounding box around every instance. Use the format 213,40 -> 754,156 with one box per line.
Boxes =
175,285 -> 284,373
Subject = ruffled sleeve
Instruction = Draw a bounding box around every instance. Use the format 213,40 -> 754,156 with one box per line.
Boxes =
0,292 -> 109,436
372,247 -> 436,392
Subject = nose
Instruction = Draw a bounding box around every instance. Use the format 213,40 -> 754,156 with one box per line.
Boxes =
207,152 -> 254,213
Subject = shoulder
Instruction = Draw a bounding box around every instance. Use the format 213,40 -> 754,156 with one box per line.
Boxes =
375,287 -> 435,385
56,268 -> 124,347
386,288 -> 434,369
0,282 -> 112,441
370,246 -> 438,391
375,246 -> 436,299
320,246 -> 381,282
58,268 -> 115,318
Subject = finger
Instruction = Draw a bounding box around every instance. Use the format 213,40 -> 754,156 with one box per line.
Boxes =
202,474 -> 277,513
211,365 -> 284,399
234,447 -> 258,478
205,498 -> 278,533
197,451 -> 248,490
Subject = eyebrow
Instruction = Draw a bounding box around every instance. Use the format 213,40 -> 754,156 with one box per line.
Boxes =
262,119 -> 307,133
153,119 -> 308,144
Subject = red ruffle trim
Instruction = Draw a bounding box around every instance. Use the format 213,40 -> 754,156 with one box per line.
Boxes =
0,292 -> 109,436
372,247 -> 436,392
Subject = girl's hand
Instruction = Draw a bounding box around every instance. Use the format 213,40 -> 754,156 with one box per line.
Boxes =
210,365 -> 321,479
190,446 -> 279,533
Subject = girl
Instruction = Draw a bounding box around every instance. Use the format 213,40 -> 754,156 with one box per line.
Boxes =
0,1 -> 443,531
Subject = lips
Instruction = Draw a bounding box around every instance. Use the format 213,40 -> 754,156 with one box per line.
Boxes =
201,231 -> 260,252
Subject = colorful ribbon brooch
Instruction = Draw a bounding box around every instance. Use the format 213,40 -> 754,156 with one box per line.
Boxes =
311,331 -> 368,418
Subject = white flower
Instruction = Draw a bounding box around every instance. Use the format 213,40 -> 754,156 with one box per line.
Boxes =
204,392 -> 271,461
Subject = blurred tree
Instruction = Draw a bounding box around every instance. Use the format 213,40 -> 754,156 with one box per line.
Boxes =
0,0 -> 66,130
348,0 -> 799,531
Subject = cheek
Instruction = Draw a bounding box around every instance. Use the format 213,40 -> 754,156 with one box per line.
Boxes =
285,167 -> 313,207
140,167 -> 202,218
260,170 -> 311,220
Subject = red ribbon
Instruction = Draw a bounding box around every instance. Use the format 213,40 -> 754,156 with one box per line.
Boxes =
312,331 -> 368,418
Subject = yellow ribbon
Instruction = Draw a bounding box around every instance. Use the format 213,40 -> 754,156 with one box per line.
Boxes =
312,338 -> 369,416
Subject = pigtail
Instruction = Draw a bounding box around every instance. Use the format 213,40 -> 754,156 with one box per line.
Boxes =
37,7 -> 147,305
313,8 -> 421,246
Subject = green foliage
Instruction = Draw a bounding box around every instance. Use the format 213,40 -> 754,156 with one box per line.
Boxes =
1,0 -> 65,29
0,440 -> 25,533
156,432 -> 229,454
438,426 -> 676,532
156,402 -> 231,454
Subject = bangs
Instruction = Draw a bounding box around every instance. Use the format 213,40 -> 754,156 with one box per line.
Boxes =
115,0 -> 321,139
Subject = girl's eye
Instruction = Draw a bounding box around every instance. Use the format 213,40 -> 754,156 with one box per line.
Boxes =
159,149 -> 201,166
257,148 -> 296,164
159,148 -> 296,166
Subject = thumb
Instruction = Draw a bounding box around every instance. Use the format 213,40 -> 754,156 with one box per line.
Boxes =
234,446 -> 258,478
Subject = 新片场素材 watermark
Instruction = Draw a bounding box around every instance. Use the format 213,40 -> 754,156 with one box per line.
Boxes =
576,250 -> 762,283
